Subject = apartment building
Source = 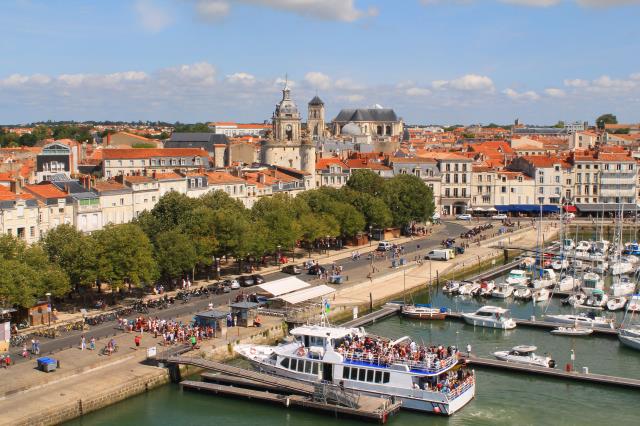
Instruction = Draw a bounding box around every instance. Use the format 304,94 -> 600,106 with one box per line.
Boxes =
101,148 -> 210,178
508,155 -> 572,209
315,158 -> 350,189
0,188 -> 40,244
92,181 -> 134,226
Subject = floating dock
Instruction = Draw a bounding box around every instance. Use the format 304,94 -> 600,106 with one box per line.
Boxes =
169,356 -> 401,423
461,355 -> 640,390
342,304 -> 401,328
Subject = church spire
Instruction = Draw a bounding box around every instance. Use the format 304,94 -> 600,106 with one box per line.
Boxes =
282,73 -> 291,100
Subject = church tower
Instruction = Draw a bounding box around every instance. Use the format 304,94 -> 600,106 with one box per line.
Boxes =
307,95 -> 325,139
272,81 -> 301,143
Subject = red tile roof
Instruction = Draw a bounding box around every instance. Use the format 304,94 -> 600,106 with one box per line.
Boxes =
23,183 -> 67,199
102,148 -> 207,159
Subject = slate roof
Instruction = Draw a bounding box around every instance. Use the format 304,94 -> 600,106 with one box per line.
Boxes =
334,108 -> 398,123
308,95 -> 324,106
166,133 -> 229,153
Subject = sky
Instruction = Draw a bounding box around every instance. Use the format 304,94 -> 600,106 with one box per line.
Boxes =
1,0 -> 640,125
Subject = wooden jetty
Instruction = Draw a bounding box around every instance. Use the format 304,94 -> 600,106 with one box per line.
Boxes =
168,356 -> 401,423
461,355 -> 640,390
446,312 -> 619,336
342,304 -> 401,328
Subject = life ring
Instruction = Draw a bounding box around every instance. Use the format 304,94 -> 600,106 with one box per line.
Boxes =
250,347 -> 257,355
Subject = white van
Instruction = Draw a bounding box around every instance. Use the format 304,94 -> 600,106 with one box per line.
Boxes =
377,241 -> 393,252
426,249 -> 451,261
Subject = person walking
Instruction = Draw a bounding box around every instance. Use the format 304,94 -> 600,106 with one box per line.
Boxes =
80,335 -> 86,351
90,337 -> 96,351
134,335 -> 141,349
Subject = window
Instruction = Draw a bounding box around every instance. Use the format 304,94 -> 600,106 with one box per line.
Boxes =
477,186 -> 483,194
343,367 -> 350,379
462,164 -> 467,172
462,188 -> 467,197
454,188 -> 459,197
358,369 -> 366,381
350,368 -> 358,381
554,166 -> 559,172
30,226 -> 35,238
462,174 -> 467,184
383,372 -> 390,384
454,174 -> 459,184
478,175 -> 483,183
374,371 -> 382,383
366,370 -> 374,382
120,198 -> 124,205
280,358 -> 290,369
290,359 -> 297,370
616,164 -> 622,171
501,186 -> 507,193
304,361 -> 312,374
445,188 -> 450,197
538,177 -> 544,184
297,360 -> 304,372
487,175 -> 492,182
554,176 -> 560,183
312,363 -> 319,375
538,187 -> 544,194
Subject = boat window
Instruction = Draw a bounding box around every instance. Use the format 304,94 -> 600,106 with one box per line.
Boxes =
476,311 -> 493,317
374,371 -> 382,383
290,359 -> 297,371
280,358 -> 290,369
383,372 -> 390,384
351,368 -> 358,380
343,367 -> 350,379
358,369 -> 366,381
366,370 -> 374,382
304,361 -> 312,374
312,362 -> 319,375
297,360 -> 305,372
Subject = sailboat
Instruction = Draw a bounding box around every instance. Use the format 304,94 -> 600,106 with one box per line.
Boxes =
619,294 -> 640,350
401,268 -> 446,320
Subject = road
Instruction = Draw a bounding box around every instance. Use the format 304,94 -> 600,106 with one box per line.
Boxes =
9,221 -> 471,363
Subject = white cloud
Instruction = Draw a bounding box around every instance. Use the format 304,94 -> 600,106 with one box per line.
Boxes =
161,62 -> 216,86
191,0 -> 374,23
503,88 -> 540,101
500,0 -> 560,6
544,88 -> 565,98
433,74 -> 494,92
226,72 -> 256,86
564,78 -> 589,87
422,0 -> 640,7
1,73 -> 51,87
338,94 -> 365,103
406,87 -> 431,97
134,0 -> 172,32
304,72 -> 331,90
335,78 -> 364,91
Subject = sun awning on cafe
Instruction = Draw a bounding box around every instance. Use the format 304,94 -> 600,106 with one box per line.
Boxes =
255,276 -> 310,297
272,285 -> 335,305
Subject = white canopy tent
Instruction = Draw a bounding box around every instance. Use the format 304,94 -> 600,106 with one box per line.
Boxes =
255,276 -> 310,297
272,285 -> 336,305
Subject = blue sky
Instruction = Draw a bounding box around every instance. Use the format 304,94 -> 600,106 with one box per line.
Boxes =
1,0 -> 639,125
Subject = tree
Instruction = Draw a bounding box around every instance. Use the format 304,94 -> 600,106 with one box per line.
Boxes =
345,189 -> 392,229
553,120 -> 565,129
596,113 -> 617,129
93,224 -> 158,290
251,194 -> 303,251
346,169 -> 385,197
382,175 -> 435,227
199,190 -> 246,212
154,230 -> 197,281
299,212 -> 340,254
43,224 -> 98,291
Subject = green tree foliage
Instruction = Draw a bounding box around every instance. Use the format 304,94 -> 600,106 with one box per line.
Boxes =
382,174 -> 435,227
154,230 -> 198,280
173,122 -> 211,133
613,128 -> 630,134
346,169 -> 385,197
251,194 -> 303,250
596,113 -> 617,129
345,189 -> 392,229
52,124 -> 93,142
42,225 -> 98,291
93,224 -> 158,289
0,235 -> 70,308
553,121 -> 565,129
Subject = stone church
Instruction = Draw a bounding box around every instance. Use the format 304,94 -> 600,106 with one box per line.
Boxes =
260,82 -> 316,177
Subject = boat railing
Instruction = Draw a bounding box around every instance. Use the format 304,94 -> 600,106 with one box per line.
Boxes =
342,351 -> 459,373
445,375 -> 475,401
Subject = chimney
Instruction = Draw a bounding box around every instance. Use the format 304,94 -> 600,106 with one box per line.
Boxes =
10,179 -> 20,194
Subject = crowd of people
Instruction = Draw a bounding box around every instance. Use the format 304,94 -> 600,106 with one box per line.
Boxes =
117,316 -> 221,347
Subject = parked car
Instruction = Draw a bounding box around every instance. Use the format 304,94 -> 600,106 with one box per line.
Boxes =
228,279 -> 240,289
491,214 -> 508,220
308,264 -> 326,275
562,212 -> 575,220
377,241 -> 393,251
239,275 -> 256,287
456,213 -> 472,221
252,274 -> 266,284
282,264 -> 302,275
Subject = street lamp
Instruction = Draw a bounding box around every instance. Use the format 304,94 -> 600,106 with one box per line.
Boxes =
215,257 -> 220,281
45,292 -> 52,326
277,245 -> 281,265
369,225 -> 373,247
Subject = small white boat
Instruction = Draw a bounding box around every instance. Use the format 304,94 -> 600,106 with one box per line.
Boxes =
550,327 -> 593,337
585,289 -> 608,308
582,272 -> 604,295
493,345 -> 555,368
462,306 -> 517,329
401,304 -> 447,320
611,276 -> 636,297
551,257 -> 569,271
478,280 -> 496,297
544,313 -> 616,329
458,281 -> 478,296
530,269 -> 557,289
563,239 -> 575,252
443,280 -> 461,294
627,295 -> 640,313
619,327 -> 640,350
513,287 -> 532,301
567,293 -> 587,308
556,276 -> 581,293
576,241 -> 591,252
491,283 -> 514,299
592,260 -> 608,275
505,270 -> 528,286
612,261 -> 633,276
607,296 -> 627,311
532,288 -> 550,303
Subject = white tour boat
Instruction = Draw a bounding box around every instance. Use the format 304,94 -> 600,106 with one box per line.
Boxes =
544,313 -> 615,329
505,270 -> 528,286
493,345 -> 555,368
235,323 -> 476,415
462,306 -> 517,329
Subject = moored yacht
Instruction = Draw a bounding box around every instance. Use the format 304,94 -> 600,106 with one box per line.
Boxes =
556,276 -> 580,293
491,283 -> 513,299
532,288 -> 550,303
544,313 -> 615,329
611,276 -> 636,297
530,269 -> 557,289
493,345 -> 555,368
462,306 -> 517,329
505,270 -> 528,286
401,304 -> 447,320
581,272 -> 604,295
235,323 -> 476,415
619,326 -> 640,350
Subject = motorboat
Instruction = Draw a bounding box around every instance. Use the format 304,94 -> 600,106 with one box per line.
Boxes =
593,240 -> 610,254
462,306 -> 517,329
581,272 -> 604,295
562,239 -> 575,252
550,327 -> 593,337
491,283 -> 514,299
622,255 -> 639,266
530,269 -> 557,289
592,260 -> 608,275
611,260 -> 633,276
627,295 -> 640,313
576,241 -> 591,252
505,270 -> 528,286
458,281 -> 479,296
575,250 -> 590,259
443,280 -> 461,294
493,345 -> 555,368
513,287 -> 532,301
623,242 -> 640,256
566,293 -> 587,308
532,288 -> 550,303
478,280 -> 495,297
556,276 -> 580,293
235,322 -> 477,415
551,257 -> 569,271
606,296 -> 627,311
401,304 -> 447,320
619,327 -> 640,350
611,276 -> 636,297
519,257 -> 535,269
544,313 -> 616,329
584,289 -> 608,308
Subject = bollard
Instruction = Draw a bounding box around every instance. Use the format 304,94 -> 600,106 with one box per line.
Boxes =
57,359 -> 61,369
